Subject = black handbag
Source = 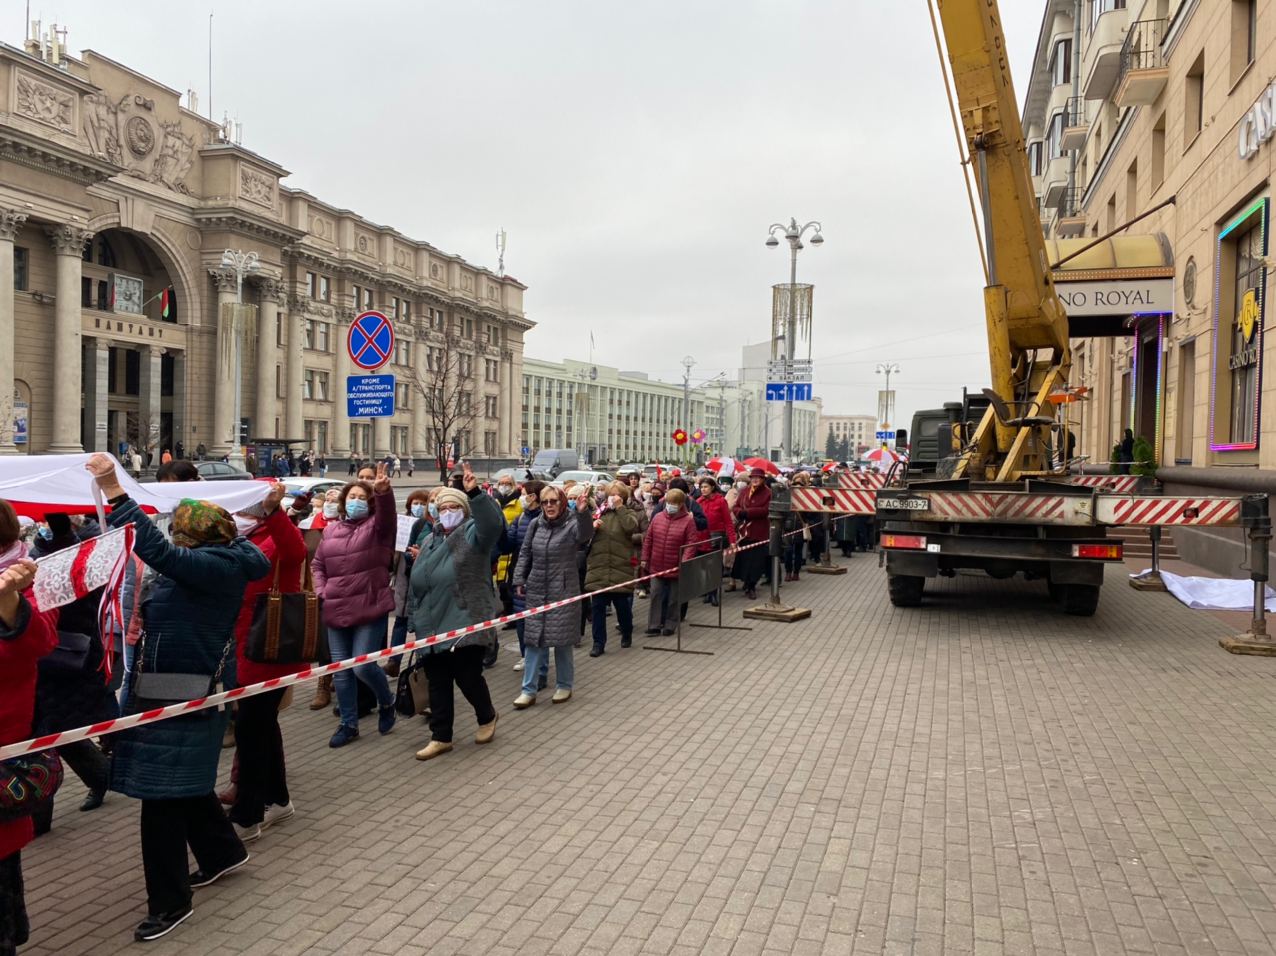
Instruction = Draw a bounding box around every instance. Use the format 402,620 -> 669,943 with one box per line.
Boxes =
130,632 -> 233,719
0,750 -> 63,822
245,559 -> 327,664
37,630 -> 93,673
394,653 -> 430,717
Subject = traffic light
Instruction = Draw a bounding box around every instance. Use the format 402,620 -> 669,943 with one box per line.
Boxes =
238,418 -> 250,446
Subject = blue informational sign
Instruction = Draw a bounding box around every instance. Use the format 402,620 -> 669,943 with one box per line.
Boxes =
347,311 -> 395,371
875,430 -> 896,441
521,446 -> 530,456
765,382 -> 813,402
347,374 -> 396,418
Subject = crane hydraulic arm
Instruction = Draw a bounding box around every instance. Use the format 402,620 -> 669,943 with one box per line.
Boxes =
935,0 -> 1071,481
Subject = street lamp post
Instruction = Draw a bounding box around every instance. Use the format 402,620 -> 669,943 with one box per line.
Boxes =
766,218 -> 823,464
220,248 -> 259,470
875,362 -> 901,434
681,355 -> 695,466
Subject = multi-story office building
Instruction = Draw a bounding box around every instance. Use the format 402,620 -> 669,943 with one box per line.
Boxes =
1023,0 -> 1270,568
820,414 -> 878,457
0,32 -> 528,463
737,341 -> 822,461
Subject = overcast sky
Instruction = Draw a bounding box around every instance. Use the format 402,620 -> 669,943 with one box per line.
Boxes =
25,1 -> 1041,427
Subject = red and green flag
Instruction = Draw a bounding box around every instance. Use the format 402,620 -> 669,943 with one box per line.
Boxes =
160,287 -> 171,318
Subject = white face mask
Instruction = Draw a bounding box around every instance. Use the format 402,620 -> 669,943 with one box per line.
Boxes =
438,509 -> 465,531
233,515 -> 258,536
322,502 -> 340,519
523,495 -> 537,509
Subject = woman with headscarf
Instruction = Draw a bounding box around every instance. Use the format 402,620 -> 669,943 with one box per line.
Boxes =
388,489 -> 432,679
86,453 -> 271,944
732,468 -> 772,600
507,480 -> 545,677
311,462 -> 398,748
0,503 -> 57,956
407,464 -> 502,760
511,484 -> 592,707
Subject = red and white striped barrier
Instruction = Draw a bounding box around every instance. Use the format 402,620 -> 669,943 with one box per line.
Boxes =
0,529 -> 812,760
1096,496 -> 1244,527
790,487 -> 877,515
1070,475 -> 1140,493
837,471 -> 886,490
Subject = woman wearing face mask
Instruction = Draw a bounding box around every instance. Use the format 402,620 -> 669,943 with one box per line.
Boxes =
568,484 -> 595,646
311,463 -> 398,748
491,477 -> 523,624
304,489 -> 343,712
407,463 -> 502,760
584,482 -> 640,655
732,468 -> 772,600
86,454 -> 271,943
640,488 -> 699,635
388,490 -> 432,679
224,481 -> 304,843
507,480 -> 545,676
511,485 -> 593,707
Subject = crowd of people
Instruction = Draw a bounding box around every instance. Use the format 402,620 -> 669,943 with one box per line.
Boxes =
0,455 -> 873,951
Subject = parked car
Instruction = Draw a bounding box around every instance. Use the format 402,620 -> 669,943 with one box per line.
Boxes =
530,448 -> 580,477
550,469 -> 614,488
195,461 -> 254,481
490,467 -> 554,485
616,463 -> 646,477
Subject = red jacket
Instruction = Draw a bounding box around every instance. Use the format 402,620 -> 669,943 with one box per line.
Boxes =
235,508 -> 309,686
641,509 -> 698,580
733,484 -> 772,542
0,590 -> 59,859
698,492 -> 737,547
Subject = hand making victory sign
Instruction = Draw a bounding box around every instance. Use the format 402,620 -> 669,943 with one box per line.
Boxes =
372,461 -> 392,495
460,460 -> 478,493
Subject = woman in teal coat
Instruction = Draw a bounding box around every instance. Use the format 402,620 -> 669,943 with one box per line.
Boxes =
407,464 -> 502,761
88,454 -> 271,943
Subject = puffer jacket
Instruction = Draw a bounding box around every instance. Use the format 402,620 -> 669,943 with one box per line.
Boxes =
513,510 -> 593,648
108,496 -> 270,800
641,508 -> 698,579
734,484 -> 772,542
493,491 -> 523,581
408,490 -> 503,653
508,506 -> 540,616
584,505 -> 640,592
698,491 -> 737,547
0,590 -> 58,859
312,487 -> 397,627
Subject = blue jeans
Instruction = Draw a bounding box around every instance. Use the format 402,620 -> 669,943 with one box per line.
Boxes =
390,615 -> 409,662
522,645 -> 573,695
591,594 -> 632,649
328,619 -> 394,728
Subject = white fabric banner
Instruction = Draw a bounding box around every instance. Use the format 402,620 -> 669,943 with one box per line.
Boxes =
1144,569 -> 1276,612
0,453 -> 268,516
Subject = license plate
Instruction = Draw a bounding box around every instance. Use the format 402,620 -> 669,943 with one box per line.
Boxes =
880,496 -> 930,512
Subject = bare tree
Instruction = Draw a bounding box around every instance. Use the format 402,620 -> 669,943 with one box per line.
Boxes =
410,331 -> 479,483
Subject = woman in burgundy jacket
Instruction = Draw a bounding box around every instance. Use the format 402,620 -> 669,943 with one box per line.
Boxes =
0,500 -> 58,956
312,463 -> 397,748
732,468 -> 772,600
640,488 -> 698,635
226,482 -> 307,841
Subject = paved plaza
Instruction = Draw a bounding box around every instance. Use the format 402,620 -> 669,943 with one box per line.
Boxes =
19,554 -> 1276,955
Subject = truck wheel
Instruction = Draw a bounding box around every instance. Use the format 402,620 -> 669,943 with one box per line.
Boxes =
888,573 -> 925,607
1060,583 -> 1100,616
1047,580 -> 1062,602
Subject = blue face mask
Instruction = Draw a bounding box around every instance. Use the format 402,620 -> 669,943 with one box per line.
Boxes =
428,502 -> 439,520
37,525 -> 52,540
665,504 -> 680,516
567,500 -> 577,511
345,498 -> 369,520
410,502 -> 425,518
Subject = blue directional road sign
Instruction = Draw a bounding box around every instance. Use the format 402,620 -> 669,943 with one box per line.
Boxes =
875,430 -> 896,441
765,382 -> 813,402
347,374 -> 396,418
347,310 -> 395,371
521,446 -> 530,456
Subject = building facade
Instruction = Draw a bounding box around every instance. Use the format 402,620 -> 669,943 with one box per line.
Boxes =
737,341 -> 822,461
820,414 -> 877,457
1023,0 -> 1275,475
0,34 -> 529,464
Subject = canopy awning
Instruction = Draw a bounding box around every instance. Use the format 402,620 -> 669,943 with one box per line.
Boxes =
1045,234 -> 1175,337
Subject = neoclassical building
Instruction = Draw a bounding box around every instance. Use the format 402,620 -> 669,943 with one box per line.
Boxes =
0,36 -> 530,463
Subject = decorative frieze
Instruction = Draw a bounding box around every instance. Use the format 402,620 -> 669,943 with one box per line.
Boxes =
14,70 -> 74,130
240,166 -> 276,207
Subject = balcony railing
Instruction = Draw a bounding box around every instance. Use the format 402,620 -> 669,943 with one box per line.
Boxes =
1061,95 -> 1090,151
1115,18 -> 1168,107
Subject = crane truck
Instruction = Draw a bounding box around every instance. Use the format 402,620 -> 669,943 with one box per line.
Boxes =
846,1 -> 1260,616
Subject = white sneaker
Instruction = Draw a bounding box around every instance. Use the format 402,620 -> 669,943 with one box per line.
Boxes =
262,802 -> 295,830
512,660 -> 524,671
233,822 -> 261,843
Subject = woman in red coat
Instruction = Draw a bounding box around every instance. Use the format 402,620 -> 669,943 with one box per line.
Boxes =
732,468 -> 772,600
226,482 -> 308,843
640,489 -> 698,635
0,500 -> 58,956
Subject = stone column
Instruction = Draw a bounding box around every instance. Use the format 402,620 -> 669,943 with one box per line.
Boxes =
171,353 -> 186,455
256,279 -> 282,440
47,225 -> 92,453
497,351 -> 512,455
331,310 -> 352,458
508,350 -> 524,456
139,345 -> 163,466
82,337 -> 110,453
285,301 -> 304,440
210,270 -> 238,456
373,412 -> 390,461
411,378 -> 428,464
0,211 -> 28,454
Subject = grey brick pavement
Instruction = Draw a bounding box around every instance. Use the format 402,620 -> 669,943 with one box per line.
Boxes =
18,557 -> 1276,954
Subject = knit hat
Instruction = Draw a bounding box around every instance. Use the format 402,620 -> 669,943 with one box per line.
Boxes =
434,487 -> 470,514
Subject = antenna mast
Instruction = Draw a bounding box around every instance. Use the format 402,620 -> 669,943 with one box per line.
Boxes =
495,228 -> 507,277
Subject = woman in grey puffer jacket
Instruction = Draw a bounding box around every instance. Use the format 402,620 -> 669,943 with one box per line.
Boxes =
511,485 -> 592,707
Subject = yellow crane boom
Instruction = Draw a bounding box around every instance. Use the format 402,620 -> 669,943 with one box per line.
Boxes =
935,0 -> 1071,481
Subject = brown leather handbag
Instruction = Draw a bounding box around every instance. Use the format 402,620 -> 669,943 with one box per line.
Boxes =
245,559 -> 327,664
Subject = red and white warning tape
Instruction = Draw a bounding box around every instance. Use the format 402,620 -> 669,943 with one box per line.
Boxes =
0,528 -> 813,760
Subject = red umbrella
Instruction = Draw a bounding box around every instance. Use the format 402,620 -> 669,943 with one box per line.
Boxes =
742,457 -> 781,476
866,446 -> 902,463
820,461 -> 840,473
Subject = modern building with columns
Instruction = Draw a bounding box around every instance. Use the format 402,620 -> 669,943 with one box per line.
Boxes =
0,35 -> 529,462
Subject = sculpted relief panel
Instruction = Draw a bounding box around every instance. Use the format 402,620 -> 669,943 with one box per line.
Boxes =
240,166 -> 275,208
14,70 -> 75,130
82,92 -> 196,194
